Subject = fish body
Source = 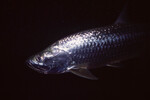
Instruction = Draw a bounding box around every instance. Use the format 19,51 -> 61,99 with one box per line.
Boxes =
27,24 -> 148,79
27,3 -> 149,79
54,24 -> 146,66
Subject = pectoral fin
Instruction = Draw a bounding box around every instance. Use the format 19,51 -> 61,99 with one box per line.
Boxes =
106,59 -> 123,67
106,64 -> 120,67
69,67 -> 98,80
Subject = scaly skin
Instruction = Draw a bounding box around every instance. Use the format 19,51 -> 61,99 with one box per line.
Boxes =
27,24 -> 148,75
50,24 -> 146,67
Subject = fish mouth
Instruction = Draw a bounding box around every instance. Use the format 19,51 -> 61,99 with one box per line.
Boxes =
26,59 -> 49,74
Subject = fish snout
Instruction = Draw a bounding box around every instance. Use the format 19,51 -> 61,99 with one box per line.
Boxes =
26,59 -> 51,74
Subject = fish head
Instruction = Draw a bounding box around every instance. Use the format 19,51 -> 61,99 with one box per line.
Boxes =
27,47 -> 72,74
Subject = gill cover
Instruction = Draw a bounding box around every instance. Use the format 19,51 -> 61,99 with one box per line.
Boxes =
43,48 -> 73,74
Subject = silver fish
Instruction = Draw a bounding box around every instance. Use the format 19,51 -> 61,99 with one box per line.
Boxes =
26,4 -> 149,79
27,23 -> 148,80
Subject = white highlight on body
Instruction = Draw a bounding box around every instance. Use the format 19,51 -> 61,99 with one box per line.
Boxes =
44,52 -> 53,58
56,31 -> 98,54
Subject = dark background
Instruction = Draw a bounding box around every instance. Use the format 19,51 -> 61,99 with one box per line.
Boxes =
2,0 -> 150,100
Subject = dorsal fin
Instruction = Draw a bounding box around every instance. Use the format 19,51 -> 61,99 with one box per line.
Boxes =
115,2 -> 129,24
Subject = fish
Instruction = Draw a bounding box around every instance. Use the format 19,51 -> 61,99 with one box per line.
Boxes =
26,5 -> 149,80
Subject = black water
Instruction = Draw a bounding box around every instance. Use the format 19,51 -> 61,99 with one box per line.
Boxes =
3,0 -> 150,100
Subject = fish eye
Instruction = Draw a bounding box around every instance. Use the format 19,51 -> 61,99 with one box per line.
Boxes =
35,56 -> 41,62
